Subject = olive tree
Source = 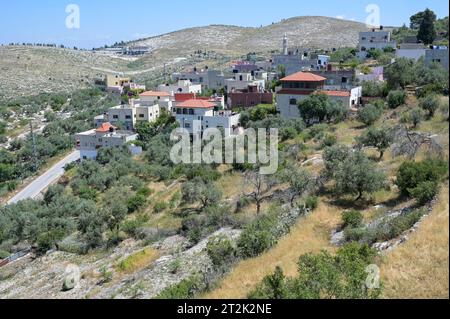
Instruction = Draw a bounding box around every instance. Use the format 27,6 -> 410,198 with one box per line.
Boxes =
357,126 -> 394,159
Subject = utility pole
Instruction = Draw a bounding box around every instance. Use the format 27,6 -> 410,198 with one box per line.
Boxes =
29,121 -> 38,172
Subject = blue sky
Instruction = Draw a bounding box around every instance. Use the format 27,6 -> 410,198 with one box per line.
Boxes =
0,0 -> 448,49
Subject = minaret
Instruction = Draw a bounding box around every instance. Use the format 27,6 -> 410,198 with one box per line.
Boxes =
283,33 -> 288,55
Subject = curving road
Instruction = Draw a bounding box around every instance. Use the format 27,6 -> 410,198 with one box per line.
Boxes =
7,150 -> 80,205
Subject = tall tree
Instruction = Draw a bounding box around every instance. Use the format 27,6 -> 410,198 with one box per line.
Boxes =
417,9 -> 437,44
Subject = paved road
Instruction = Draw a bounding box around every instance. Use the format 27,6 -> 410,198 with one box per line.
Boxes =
7,150 -> 80,205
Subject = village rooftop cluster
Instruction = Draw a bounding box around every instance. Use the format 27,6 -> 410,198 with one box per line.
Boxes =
76,29 -> 449,160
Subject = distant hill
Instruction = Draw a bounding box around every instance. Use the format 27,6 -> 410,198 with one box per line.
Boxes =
130,16 -> 368,54
0,16 -> 369,100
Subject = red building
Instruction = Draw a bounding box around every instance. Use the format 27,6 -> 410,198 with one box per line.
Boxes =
227,85 -> 273,109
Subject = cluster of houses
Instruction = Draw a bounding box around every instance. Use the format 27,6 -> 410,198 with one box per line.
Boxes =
356,26 -> 449,70
77,30 -> 449,160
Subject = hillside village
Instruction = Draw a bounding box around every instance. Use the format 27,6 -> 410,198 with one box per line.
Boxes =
0,10 -> 449,300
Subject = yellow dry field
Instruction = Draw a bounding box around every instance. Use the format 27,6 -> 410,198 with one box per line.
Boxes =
380,186 -> 449,299
204,200 -> 341,299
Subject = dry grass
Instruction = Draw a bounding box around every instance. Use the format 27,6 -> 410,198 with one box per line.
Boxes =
115,248 -> 160,274
380,185 -> 449,299
203,200 -> 341,299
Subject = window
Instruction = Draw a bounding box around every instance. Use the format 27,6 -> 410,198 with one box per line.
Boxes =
184,123 -> 191,128
139,114 -> 145,118
362,37 -> 366,40
125,115 -> 131,119
113,115 -> 119,119
289,98 -> 297,105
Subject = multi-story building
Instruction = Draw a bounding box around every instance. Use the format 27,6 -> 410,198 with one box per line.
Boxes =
105,74 -> 145,94
357,28 -> 397,59
157,80 -> 202,95
174,93 -> 225,110
425,46 -> 449,70
96,93 -> 165,130
225,73 -> 265,93
173,99 -> 241,137
138,91 -> 173,111
227,85 -> 273,109
273,35 -> 330,75
310,69 -> 356,90
276,71 -> 362,119
171,69 -> 226,90
75,122 -> 141,160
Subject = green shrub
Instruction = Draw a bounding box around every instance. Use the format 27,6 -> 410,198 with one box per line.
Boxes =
237,213 -> 279,258
419,93 -> 440,117
153,201 -> 168,214
206,235 -> 238,270
344,227 -> 367,242
168,259 -> 182,274
369,210 -> 425,243
401,107 -> 425,128
396,159 -> 448,199
0,250 -> 10,259
387,90 -> 406,109
156,274 -> 204,299
321,133 -> 337,148
409,181 -> 439,205
362,81 -> 388,97
342,210 -> 364,229
357,104 -> 383,126
127,194 -> 147,213
302,196 -> 319,211
248,243 -> 381,299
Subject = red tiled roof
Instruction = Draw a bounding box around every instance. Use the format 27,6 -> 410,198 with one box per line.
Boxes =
177,99 -> 216,108
140,91 -> 170,97
175,93 -> 196,102
277,89 -> 351,97
280,72 -> 327,82
96,122 -> 116,133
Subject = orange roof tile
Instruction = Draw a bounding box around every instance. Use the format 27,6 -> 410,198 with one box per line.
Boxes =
140,91 -> 170,97
277,89 -> 351,97
96,122 -> 116,133
280,72 -> 327,82
177,99 -> 216,108
175,93 -> 196,102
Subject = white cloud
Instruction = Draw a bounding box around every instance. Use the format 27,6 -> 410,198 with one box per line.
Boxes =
336,15 -> 345,20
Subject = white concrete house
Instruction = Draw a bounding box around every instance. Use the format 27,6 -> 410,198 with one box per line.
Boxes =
75,123 -> 141,160
396,43 -> 426,61
225,73 -> 265,93
157,80 -> 202,95
97,99 -> 161,131
138,91 -> 173,111
425,46 -> 449,70
173,99 -> 241,137
273,35 -> 330,75
171,69 -> 226,89
357,28 -> 397,59
276,72 -> 362,119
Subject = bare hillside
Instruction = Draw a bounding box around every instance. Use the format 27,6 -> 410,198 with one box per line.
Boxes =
131,16 -> 368,53
0,16 -> 368,100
